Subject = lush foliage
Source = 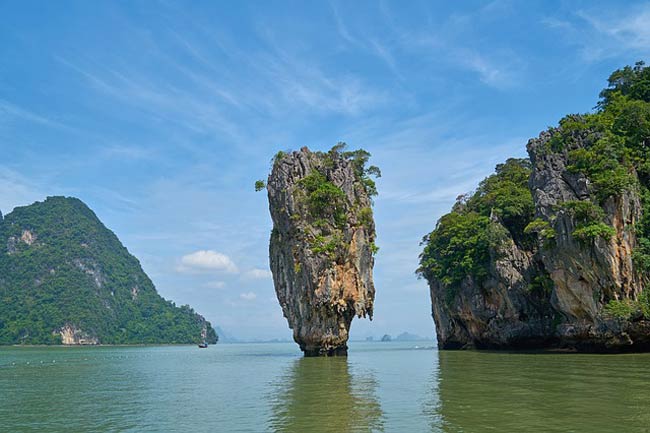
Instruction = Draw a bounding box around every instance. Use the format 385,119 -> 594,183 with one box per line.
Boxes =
331,142 -> 382,197
598,61 -> 650,108
358,207 -> 374,228
0,197 -> 217,345
557,62 -> 650,265
572,223 -> 616,242
557,200 -> 615,243
298,171 -> 347,223
604,290 -> 650,320
603,299 -> 638,320
419,61 -> 650,311
418,158 -> 533,295
524,218 -> 556,241
465,158 -> 535,242
254,180 -> 266,191
288,143 -> 380,258
418,212 -> 493,288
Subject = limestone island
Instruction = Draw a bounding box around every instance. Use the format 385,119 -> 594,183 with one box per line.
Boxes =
259,143 -> 380,356
419,62 -> 650,352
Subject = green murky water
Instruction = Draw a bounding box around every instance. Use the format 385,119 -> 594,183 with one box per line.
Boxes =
1,342 -> 649,432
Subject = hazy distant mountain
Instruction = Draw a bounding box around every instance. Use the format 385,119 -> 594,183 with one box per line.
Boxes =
0,196 -> 217,345
214,326 -> 240,343
394,332 -> 430,341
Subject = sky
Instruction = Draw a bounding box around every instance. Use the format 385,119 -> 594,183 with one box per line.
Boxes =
1,0 -> 650,341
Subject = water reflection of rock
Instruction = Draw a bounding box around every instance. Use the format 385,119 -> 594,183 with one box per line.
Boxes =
435,350 -> 650,432
269,357 -> 384,433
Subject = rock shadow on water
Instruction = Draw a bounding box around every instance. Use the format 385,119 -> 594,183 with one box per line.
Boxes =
268,356 -> 384,432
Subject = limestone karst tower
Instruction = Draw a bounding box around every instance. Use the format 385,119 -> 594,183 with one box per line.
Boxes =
264,144 -> 379,356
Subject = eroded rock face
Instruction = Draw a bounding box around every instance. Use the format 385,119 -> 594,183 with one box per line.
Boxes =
527,130 -> 648,350
58,324 -> 99,345
267,147 -> 376,356
430,228 -> 556,349
426,125 -> 650,352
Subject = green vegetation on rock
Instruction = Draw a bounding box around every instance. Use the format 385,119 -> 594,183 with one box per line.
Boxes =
420,62 -> 650,351
337,146 -> 382,198
559,200 -> 616,243
266,144 -> 378,355
0,196 -> 217,345
418,158 -> 533,293
255,180 -> 266,191
418,211 -> 493,288
559,62 -> 650,263
604,290 -> 650,320
421,61 -> 650,303
298,171 -> 347,226
524,218 -> 556,241
265,143 -> 381,259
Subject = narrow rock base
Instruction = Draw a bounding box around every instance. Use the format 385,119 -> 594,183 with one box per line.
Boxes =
302,345 -> 348,357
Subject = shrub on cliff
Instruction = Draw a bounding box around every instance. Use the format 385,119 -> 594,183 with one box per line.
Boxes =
599,61 -> 650,109
418,158 -> 533,296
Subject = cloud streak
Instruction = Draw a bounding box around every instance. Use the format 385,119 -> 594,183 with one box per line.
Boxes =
177,250 -> 239,274
542,4 -> 650,62
244,268 -> 273,280
240,292 -> 257,301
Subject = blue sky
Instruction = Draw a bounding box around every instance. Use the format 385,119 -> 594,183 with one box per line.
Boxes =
1,0 -> 649,340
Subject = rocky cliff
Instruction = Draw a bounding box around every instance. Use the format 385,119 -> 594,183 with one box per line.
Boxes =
420,62 -> 650,352
265,144 -> 379,356
0,196 -> 217,345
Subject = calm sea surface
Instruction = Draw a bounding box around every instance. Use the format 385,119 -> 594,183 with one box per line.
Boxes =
1,341 -> 650,432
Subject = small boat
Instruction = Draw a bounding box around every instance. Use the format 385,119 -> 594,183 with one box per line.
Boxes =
198,342 -> 208,348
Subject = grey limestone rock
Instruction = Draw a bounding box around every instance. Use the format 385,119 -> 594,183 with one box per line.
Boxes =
266,147 -> 376,356
429,123 -> 650,352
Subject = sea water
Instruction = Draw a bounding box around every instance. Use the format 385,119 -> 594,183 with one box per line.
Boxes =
1,341 -> 649,432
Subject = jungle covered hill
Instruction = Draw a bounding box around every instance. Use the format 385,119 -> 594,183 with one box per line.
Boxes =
0,196 -> 217,345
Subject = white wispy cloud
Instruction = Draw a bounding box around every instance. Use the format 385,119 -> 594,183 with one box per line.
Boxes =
203,281 -> 226,289
0,167 -> 45,214
378,1 -> 525,90
56,56 -> 247,147
542,4 -> 650,62
0,99 -> 72,131
458,50 -> 520,89
177,250 -> 238,273
331,2 -> 358,46
329,3 -> 403,79
578,6 -> 650,51
259,51 -> 386,116
99,144 -> 158,161
243,268 -> 273,280
240,292 -> 257,301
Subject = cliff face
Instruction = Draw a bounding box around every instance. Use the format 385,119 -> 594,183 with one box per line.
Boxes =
266,146 -> 378,356
58,324 -> 99,345
527,130 -> 648,349
421,63 -> 650,352
0,196 -> 217,345
430,228 -> 556,349
425,127 -> 650,352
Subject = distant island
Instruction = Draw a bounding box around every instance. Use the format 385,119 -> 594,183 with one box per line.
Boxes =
0,196 -> 217,345
419,62 -> 650,352
363,332 -> 431,342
